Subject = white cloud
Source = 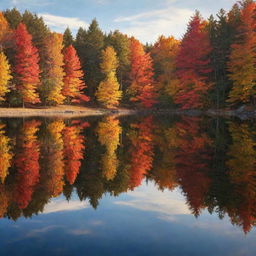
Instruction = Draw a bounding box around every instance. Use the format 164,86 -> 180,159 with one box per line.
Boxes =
43,199 -> 88,214
39,13 -> 89,32
115,184 -> 190,218
11,0 -> 52,7
68,229 -> 91,235
114,6 -> 194,43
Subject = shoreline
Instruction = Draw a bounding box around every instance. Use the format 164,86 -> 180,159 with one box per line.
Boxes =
0,105 -> 255,119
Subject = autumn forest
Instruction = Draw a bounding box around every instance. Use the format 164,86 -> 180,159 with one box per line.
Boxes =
0,0 -> 255,109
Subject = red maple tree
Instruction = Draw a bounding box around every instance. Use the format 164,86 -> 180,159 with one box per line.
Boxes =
175,13 -> 212,109
63,45 -> 90,103
129,38 -> 157,108
15,23 -> 41,105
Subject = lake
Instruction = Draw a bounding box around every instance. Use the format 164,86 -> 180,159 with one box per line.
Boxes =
0,114 -> 255,256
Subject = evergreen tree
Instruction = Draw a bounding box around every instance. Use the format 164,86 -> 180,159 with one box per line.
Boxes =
63,27 -> 74,48
22,10 -> 50,72
75,19 -> 105,100
3,8 -> 22,29
105,30 -> 130,91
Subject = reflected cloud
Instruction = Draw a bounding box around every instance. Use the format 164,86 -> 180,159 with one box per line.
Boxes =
68,229 -> 91,235
115,183 -> 190,217
43,199 -> 88,214
25,225 -> 61,237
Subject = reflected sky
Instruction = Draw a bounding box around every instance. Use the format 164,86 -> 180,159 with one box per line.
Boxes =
0,180 -> 255,256
0,115 -> 255,255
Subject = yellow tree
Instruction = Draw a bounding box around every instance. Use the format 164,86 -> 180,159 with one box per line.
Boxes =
41,33 -> 65,105
96,116 -> 121,180
227,122 -> 256,233
95,46 -> 122,108
151,36 -> 180,101
227,2 -> 256,105
0,52 -> 12,102
0,124 -> 13,183
0,12 -> 10,47
46,120 -> 65,197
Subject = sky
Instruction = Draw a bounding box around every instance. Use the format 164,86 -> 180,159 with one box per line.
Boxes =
0,0 -> 238,43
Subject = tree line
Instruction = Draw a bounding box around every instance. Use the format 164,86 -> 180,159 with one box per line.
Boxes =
0,0 -> 255,109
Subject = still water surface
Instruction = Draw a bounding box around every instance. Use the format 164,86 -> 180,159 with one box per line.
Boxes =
0,115 -> 255,256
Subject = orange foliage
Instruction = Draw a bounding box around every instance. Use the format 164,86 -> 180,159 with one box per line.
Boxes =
175,117 -> 212,216
0,184 -> 9,218
129,38 -> 157,108
128,116 -> 155,189
63,45 -> 89,103
45,120 -> 65,197
0,124 -> 13,183
227,2 -> 256,104
43,33 -> 65,104
14,120 -> 41,209
63,122 -> 87,185
15,23 -> 41,104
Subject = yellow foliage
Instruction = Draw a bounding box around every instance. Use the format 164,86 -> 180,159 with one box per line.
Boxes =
102,153 -> 118,181
47,120 -> 65,197
97,116 -> 121,180
44,33 -> 65,104
96,72 -> 122,108
96,46 -> 122,108
227,123 -> 256,185
100,46 -> 118,74
0,124 -> 13,183
97,116 -> 121,154
0,52 -> 11,101
151,36 -> 180,98
0,12 -> 10,45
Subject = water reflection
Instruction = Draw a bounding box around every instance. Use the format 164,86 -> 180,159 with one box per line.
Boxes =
0,115 -> 255,234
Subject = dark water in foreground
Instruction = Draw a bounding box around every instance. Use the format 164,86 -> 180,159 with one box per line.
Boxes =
0,115 -> 255,256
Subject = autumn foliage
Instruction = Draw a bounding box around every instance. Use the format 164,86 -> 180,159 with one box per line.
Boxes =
0,51 -> 12,101
97,116 -> 121,180
227,1 -> 256,105
15,23 -> 41,105
129,38 -> 157,108
0,12 -> 12,48
151,36 -> 180,99
63,45 -> 89,103
42,33 -> 65,105
96,46 -> 122,108
175,13 -> 212,109
14,120 -> 41,209
63,122 -> 86,185
128,116 -> 155,189
0,124 -> 12,183
45,120 -> 65,197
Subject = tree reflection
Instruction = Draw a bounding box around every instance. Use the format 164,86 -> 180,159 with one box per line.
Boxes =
0,116 -> 254,234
